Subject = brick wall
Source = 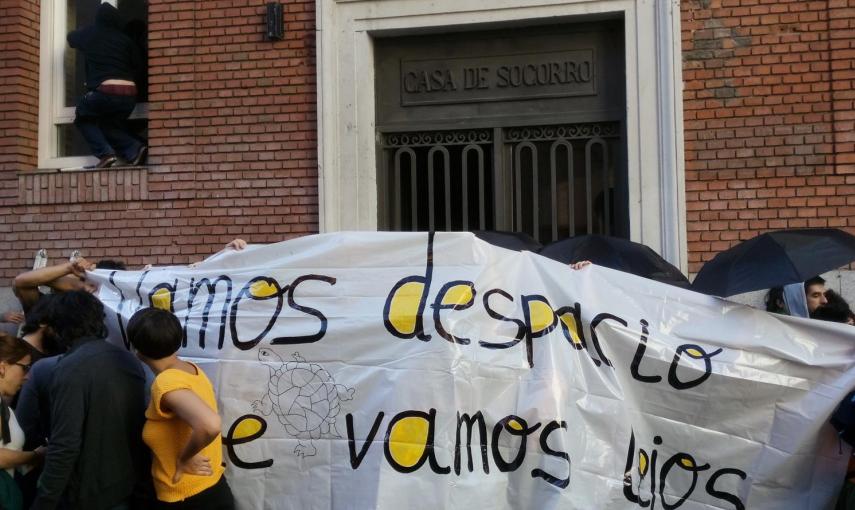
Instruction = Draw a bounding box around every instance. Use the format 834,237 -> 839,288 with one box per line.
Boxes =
0,0 -> 40,277
0,0 -> 318,281
3,0 -> 854,282
682,0 -> 855,273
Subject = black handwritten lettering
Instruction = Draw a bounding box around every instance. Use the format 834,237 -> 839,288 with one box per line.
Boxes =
659,452 -> 710,510
272,274 -> 337,345
347,412 -> 384,470
455,411 -> 489,475
223,414 -> 274,469
630,319 -> 661,383
521,294 -> 558,368
531,420 -> 570,489
383,409 -> 449,474
667,344 -> 723,390
589,312 -> 625,368
479,288 -> 525,349
491,415 -> 541,472
185,275 -> 233,349
107,271 -> 131,349
383,232 -> 434,341
706,468 -> 747,510
229,276 -> 285,351
431,280 -> 476,345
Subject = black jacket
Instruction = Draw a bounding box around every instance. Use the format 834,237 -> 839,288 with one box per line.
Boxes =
31,337 -> 150,510
66,4 -> 143,89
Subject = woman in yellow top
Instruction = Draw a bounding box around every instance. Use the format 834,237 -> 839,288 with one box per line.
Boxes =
127,308 -> 234,509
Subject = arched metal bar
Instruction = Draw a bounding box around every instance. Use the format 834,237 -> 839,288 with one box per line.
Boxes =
550,139 -> 574,241
462,144 -> 485,231
428,146 -> 450,231
393,147 -> 417,231
585,137 -> 608,235
514,142 -> 538,239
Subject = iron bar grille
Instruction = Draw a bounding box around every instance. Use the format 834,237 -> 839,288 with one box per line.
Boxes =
379,122 -> 621,242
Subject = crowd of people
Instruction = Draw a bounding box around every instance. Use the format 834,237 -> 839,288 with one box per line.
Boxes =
0,240 -> 246,509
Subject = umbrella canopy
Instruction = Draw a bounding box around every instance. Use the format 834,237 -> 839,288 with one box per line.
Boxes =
691,228 -> 855,297
539,235 -> 691,288
473,230 -> 542,252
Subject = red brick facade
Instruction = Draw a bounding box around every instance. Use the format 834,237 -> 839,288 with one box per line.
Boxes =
0,0 -> 853,280
0,0 -> 40,277
0,0 -> 317,280
682,0 -> 855,273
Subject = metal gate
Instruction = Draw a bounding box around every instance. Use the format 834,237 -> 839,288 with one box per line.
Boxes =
378,121 -> 623,242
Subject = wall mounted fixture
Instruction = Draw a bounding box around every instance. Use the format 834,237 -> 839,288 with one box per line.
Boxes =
266,3 -> 284,41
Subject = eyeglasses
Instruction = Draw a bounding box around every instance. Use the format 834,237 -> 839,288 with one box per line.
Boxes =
14,362 -> 31,373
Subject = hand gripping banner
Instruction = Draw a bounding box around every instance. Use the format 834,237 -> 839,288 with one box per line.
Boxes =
91,232 -> 855,509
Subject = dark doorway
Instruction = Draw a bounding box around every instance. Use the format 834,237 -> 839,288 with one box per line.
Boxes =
374,18 -> 628,242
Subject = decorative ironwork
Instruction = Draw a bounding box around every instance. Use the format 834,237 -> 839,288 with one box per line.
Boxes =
379,122 -> 622,240
381,129 -> 492,148
504,122 -> 620,142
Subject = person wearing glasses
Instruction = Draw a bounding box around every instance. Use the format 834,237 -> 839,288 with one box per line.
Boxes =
0,332 -> 45,509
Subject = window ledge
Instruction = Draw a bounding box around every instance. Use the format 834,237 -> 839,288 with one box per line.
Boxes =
18,166 -> 149,205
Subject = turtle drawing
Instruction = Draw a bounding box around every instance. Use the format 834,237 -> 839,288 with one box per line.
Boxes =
252,348 -> 355,458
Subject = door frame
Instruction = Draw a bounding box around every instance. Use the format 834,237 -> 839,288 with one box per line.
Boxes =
316,0 -> 687,270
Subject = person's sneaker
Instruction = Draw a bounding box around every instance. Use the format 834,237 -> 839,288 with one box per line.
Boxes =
129,145 -> 147,166
95,155 -> 117,168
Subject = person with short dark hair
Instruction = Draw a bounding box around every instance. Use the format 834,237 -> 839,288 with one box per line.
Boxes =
127,307 -> 233,510
804,275 -> 829,316
18,295 -> 62,359
765,276 -> 829,318
31,291 -> 150,510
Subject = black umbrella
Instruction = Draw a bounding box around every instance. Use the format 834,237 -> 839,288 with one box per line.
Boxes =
692,228 -> 855,297
473,230 -> 542,252
539,235 -> 691,288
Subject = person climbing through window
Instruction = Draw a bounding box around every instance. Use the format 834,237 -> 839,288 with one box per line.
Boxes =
67,3 -> 147,168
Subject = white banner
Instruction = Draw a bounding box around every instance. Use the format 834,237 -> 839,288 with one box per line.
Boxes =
91,232 -> 855,509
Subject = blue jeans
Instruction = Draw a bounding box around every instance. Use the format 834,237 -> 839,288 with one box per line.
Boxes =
74,90 -> 142,160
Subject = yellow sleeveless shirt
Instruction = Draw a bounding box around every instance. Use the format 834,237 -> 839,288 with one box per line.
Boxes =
142,363 -> 225,502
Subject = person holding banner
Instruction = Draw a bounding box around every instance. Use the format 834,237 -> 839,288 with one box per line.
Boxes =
764,276 -> 829,318
127,307 -> 234,510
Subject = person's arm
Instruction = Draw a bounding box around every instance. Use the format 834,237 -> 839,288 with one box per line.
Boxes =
31,368 -> 86,510
161,389 -> 221,483
1,311 -> 24,324
13,259 -> 95,310
0,446 -> 42,469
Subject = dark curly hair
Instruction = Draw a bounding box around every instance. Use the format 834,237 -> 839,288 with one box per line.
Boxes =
44,291 -> 106,346
812,289 -> 854,323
